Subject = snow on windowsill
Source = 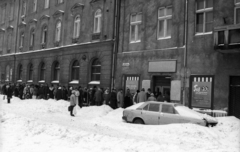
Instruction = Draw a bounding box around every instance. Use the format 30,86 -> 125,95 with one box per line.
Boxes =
38,80 -> 45,83
69,80 -> 79,84
17,80 -> 22,82
27,80 -> 33,83
51,80 -> 59,84
195,32 -> 213,36
88,81 -> 100,85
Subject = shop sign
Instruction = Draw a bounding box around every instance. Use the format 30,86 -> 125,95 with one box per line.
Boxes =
192,81 -> 212,108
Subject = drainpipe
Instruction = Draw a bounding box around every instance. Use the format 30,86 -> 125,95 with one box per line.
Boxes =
183,0 -> 188,106
13,0 -> 21,83
111,0 -> 120,90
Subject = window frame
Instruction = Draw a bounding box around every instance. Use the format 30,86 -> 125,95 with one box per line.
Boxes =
30,29 -> 35,47
195,0 -> 213,35
235,0 -> 240,24
5,65 -> 10,81
73,15 -> 81,39
7,33 -> 12,51
129,13 -> 142,43
1,4 -> 6,24
33,0 -> 37,13
91,59 -> 101,81
41,25 -> 48,44
71,60 -> 80,81
93,9 -> 102,33
55,21 -> 62,42
18,64 -> 23,81
148,103 -> 160,112
39,62 -> 46,81
53,61 -> 60,81
20,32 -> 24,48
28,64 -> 33,81
157,6 -> 172,40
22,1 -> 27,17
44,0 -> 49,9
57,0 -> 63,5
161,104 -> 176,114
9,3 -> 14,21
0,32 -> 3,52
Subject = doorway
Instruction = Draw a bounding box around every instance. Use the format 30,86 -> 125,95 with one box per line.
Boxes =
229,76 -> 240,119
152,76 -> 171,96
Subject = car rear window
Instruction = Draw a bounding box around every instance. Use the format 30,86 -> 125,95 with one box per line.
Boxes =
143,104 -> 149,111
149,104 -> 160,112
162,105 -> 176,114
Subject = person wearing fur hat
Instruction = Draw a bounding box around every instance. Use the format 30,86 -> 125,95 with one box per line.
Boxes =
147,93 -> 157,101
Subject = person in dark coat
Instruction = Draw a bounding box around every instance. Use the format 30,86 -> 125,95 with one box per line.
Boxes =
62,86 -> 68,100
103,88 -> 111,105
110,88 -> 117,109
19,84 -> 24,99
38,84 -> 44,99
48,84 -> 55,99
56,86 -> 63,100
94,87 -> 103,106
124,89 -> 133,108
14,84 -> 20,98
78,86 -> 84,108
157,92 -> 164,102
4,84 -> 13,104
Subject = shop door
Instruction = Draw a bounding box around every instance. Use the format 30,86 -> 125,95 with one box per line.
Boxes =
229,76 -> 240,119
152,76 -> 171,96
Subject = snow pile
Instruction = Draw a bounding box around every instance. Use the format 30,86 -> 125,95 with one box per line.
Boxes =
1,95 -> 240,152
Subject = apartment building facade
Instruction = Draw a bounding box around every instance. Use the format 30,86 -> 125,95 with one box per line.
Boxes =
0,0 -> 117,88
115,0 -> 240,118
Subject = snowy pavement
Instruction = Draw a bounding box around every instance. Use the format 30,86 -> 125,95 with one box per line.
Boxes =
0,96 -> 239,152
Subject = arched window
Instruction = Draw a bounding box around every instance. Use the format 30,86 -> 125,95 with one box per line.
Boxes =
41,26 -> 47,45
55,21 -> 61,42
44,0 -> 49,9
30,29 -> 35,47
53,62 -> 60,81
91,59 -> 101,81
5,65 -> 10,81
28,64 -> 33,80
22,1 -> 27,16
73,15 -> 81,38
18,64 -> 23,80
71,60 -> 79,81
40,63 -> 45,81
94,9 -> 102,33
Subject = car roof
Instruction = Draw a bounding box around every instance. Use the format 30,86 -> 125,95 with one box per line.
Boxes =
139,101 -> 182,107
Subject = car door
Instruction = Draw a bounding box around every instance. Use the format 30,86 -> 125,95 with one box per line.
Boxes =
141,103 -> 160,125
159,104 -> 181,125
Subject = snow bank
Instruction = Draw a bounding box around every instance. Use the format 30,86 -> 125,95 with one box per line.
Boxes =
1,95 -> 240,152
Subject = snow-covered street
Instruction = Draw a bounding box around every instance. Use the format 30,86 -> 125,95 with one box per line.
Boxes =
0,96 -> 239,152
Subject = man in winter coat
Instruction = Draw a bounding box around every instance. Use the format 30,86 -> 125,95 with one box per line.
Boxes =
4,84 -> 13,104
110,88 -> 117,109
117,89 -> 124,108
78,86 -> 84,108
148,93 -> 157,101
94,87 -> 102,106
69,90 -> 76,116
137,88 -> 147,103
56,86 -> 63,100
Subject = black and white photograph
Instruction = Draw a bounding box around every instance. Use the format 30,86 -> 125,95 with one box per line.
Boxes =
0,0 -> 240,151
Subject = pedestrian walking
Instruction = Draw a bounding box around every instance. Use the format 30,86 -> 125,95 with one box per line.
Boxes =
69,90 -> 76,117
124,89 -> 133,108
4,84 -> 13,104
148,93 -> 157,101
137,88 -> 147,103
110,88 -> 117,109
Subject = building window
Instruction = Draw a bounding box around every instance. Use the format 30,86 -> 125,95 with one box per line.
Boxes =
42,26 -> 47,44
91,59 -> 101,81
33,0 -> 37,12
18,64 -> 23,80
130,13 -> 142,43
5,65 -> 10,81
30,29 -> 35,48
57,0 -> 63,4
44,0 -> 49,9
94,9 -> 102,33
22,1 -> 27,17
7,33 -> 12,52
55,21 -> 61,42
0,33 -> 3,53
40,63 -> 45,81
235,0 -> 240,24
1,5 -> 6,24
158,7 -> 172,39
71,60 -> 79,81
28,64 -> 33,80
53,62 -> 60,81
73,15 -> 81,38
10,3 -> 14,21
196,0 -> 213,34
20,32 -> 24,48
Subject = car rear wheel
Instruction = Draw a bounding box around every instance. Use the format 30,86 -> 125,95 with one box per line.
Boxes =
133,118 -> 144,124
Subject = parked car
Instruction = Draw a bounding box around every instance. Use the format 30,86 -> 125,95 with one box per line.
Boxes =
122,101 -> 218,127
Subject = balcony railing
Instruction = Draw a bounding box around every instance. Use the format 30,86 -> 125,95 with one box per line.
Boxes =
214,24 -> 240,53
